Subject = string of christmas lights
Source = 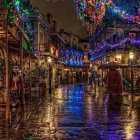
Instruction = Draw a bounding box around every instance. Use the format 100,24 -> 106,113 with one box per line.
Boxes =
90,37 -> 140,60
2,0 -> 33,43
74,0 -> 140,32
65,48 -> 84,66
74,0 -> 106,34
106,0 -> 140,24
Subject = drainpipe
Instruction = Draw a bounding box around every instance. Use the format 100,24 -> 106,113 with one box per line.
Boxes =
5,13 -> 10,121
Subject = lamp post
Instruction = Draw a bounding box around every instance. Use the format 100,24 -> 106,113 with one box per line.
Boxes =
129,52 -> 134,108
89,63 -> 92,85
47,57 -> 52,94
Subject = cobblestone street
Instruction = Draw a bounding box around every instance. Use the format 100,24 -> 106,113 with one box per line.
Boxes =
0,85 -> 140,140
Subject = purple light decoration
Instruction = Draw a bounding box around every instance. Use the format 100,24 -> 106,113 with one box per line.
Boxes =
90,38 -> 140,61
90,38 -> 140,56
97,3 -> 102,9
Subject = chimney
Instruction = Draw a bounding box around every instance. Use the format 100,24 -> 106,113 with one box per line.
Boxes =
52,20 -> 57,32
47,13 -> 53,24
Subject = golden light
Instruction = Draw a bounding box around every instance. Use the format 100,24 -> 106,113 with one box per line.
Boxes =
47,57 -> 52,63
116,54 -> 122,60
90,63 -> 92,68
129,52 -> 134,60
50,47 -> 54,54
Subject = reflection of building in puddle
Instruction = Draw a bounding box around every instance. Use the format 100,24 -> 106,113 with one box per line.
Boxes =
85,96 -> 93,116
55,88 -> 65,109
94,88 -> 105,107
123,110 -> 138,140
43,102 -> 58,138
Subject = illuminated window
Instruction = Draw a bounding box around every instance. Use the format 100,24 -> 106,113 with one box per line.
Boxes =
129,32 -> 136,38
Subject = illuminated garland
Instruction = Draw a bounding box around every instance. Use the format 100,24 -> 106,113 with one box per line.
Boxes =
22,0 -> 33,42
64,48 -> 84,67
90,38 -> 140,60
74,0 -> 140,32
74,0 -> 106,34
2,0 -> 33,42
3,0 -> 17,27
106,0 -> 140,24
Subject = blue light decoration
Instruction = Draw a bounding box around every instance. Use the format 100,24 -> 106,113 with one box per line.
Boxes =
64,48 -> 84,67
15,0 -> 20,12
90,50 -> 107,61
90,37 -> 140,61
22,1 -> 33,42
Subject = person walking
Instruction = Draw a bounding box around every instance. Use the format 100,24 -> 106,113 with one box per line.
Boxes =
106,68 -> 123,110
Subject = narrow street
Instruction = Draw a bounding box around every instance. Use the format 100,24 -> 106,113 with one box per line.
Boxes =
0,84 -> 140,140
0,0 -> 140,140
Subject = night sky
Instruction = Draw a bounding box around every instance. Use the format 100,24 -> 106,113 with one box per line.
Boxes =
30,0 -> 88,39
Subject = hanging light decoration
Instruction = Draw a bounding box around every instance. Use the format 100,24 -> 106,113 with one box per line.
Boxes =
74,0 -> 106,34
74,0 -> 140,34
106,0 -> 140,24
90,37 -> 140,61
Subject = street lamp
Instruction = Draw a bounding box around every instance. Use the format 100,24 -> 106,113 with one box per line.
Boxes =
47,57 -> 52,94
129,52 -> 134,108
47,57 -> 52,63
90,63 -> 92,68
129,52 -> 134,61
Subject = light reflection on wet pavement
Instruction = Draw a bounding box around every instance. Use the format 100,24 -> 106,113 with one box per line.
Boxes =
0,84 -> 140,140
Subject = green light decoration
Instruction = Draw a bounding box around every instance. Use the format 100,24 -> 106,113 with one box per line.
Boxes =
23,8 -> 30,15
26,136 -> 34,140
6,0 -> 16,27
2,0 -> 21,26
25,134 -> 34,140
23,41 -> 31,51
2,0 -> 33,48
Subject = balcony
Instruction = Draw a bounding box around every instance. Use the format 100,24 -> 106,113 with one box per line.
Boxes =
39,43 -> 50,54
39,43 -> 59,59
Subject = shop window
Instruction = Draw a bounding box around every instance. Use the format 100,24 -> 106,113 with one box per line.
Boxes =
129,32 -> 136,38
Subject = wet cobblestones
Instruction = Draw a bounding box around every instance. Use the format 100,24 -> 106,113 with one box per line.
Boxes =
0,84 -> 140,140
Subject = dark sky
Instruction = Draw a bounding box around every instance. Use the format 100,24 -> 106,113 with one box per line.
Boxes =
30,0 -> 88,39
